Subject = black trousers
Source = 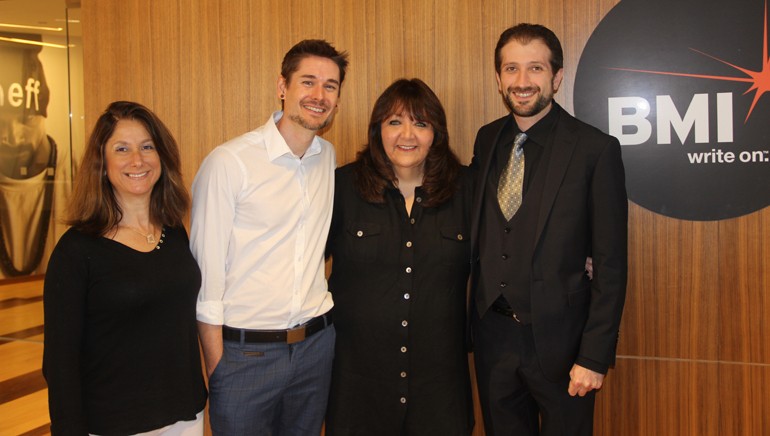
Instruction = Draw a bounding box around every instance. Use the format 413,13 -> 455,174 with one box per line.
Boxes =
472,309 -> 595,436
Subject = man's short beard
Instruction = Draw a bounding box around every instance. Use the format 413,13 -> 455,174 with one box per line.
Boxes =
504,87 -> 553,118
289,113 -> 332,131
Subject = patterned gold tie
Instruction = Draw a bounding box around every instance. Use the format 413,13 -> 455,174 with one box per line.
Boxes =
497,132 -> 527,220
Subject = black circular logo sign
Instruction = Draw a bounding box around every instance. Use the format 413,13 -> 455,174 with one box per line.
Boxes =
574,0 -> 770,220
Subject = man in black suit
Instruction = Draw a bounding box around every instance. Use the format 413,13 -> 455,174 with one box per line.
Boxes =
470,23 -> 628,435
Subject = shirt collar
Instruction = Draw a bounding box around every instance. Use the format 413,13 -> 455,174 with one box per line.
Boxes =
523,102 -> 560,145
264,111 -> 323,161
501,102 -> 561,147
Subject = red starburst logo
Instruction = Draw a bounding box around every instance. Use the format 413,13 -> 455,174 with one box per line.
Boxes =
610,1 -> 770,123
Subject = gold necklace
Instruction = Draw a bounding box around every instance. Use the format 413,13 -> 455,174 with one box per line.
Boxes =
124,225 -> 157,244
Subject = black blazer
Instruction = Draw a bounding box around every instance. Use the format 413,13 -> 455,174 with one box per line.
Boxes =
469,104 -> 628,381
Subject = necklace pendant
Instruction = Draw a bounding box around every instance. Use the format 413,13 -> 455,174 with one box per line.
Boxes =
146,234 -> 156,244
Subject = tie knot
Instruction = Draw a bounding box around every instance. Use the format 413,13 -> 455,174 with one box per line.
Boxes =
514,132 -> 527,156
514,132 -> 528,147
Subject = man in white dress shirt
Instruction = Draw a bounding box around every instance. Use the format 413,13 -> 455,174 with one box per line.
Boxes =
191,39 -> 348,435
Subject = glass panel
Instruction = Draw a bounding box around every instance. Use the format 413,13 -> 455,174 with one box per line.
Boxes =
0,0 -> 84,280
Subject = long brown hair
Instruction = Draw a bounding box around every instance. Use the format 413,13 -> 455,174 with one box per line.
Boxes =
354,78 -> 461,207
66,101 -> 189,235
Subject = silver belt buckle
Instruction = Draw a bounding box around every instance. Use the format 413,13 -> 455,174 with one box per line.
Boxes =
286,325 -> 307,344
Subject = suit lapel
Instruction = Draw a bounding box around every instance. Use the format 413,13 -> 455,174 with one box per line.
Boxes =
534,108 -> 578,248
471,116 -> 509,259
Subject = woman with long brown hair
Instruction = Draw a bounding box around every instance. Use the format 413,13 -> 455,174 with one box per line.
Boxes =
43,101 -> 206,435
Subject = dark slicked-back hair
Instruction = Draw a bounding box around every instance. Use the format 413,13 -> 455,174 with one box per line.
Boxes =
495,23 -> 563,74
67,101 -> 189,236
281,39 -> 350,87
354,78 -> 461,207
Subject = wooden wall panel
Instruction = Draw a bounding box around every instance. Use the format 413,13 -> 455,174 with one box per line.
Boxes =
621,204 -> 720,359
595,359 -> 720,436
719,210 -> 770,363
80,0 -> 770,434
148,0 -> 181,126
217,0 -> 253,140
719,365 -> 770,435
177,0 -> 226,193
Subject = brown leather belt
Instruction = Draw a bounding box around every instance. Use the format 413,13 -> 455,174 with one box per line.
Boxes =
222,312 -> 333,344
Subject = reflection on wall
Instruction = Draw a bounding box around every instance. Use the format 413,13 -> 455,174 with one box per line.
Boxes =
0,32 -> 77,278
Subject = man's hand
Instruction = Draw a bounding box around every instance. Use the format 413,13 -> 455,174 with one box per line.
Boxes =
568,363 -> 604,397
198,321 -> 224,378
585,257 -> 593,280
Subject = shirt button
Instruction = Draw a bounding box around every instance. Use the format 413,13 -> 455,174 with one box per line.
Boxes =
401,346 -> 407,353
502,254 -> 508,260
406,241 -> 413,248
404,293 -> 410,300
457,234 -> 463,241
356,230 -> 364,237
415,197 -> 422,203
400,371 -> 407,378
504,227 -> 511,233
405,267 -> 412,273
400,397 -> 407,404
402,320 -> 408,327
410,218 -> 416,224
500,282 -> 507,288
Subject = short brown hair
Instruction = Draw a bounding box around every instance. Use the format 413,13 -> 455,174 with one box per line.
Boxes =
495,23 -> 564,74
281,39 -> 349,87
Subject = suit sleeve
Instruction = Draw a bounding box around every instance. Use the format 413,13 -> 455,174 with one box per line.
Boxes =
576,136 -> 628,373
468,128 -> 485,176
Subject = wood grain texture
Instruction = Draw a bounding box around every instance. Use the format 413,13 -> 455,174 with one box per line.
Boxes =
0,390 -> 50,436
719,364 -> 770,435
79,0 -> 770,434
0,279 -> 49,435
595,358 -> 720,436
621,203 -> 720,360
719,211 -> 770,364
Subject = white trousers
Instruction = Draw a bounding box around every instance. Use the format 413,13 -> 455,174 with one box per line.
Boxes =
90,411 -> 204,436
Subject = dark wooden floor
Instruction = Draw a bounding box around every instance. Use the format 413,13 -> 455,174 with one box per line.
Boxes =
0,277 -> 51,435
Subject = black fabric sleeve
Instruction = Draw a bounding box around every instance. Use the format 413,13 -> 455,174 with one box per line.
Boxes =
42,231 -> 90,435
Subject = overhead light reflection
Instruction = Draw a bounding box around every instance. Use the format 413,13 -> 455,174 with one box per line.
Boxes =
0,22 -> 63,32
0,36 -> 67,49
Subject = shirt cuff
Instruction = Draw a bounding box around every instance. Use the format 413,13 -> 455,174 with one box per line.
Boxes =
575,355 -> 609,375
196,300 -> 225,325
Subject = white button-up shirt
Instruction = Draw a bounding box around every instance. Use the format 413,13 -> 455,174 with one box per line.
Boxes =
191,112 -> 335,329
